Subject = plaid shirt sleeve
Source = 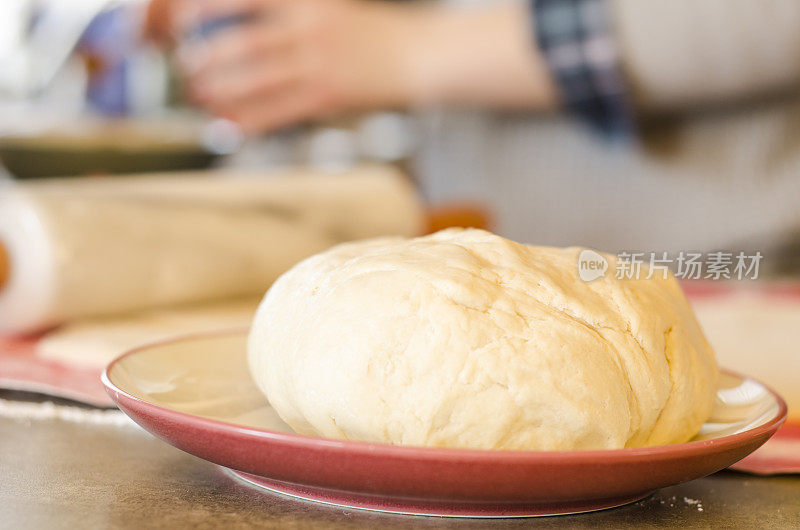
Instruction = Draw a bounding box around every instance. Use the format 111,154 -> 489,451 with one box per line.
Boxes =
531,0 -> 634,139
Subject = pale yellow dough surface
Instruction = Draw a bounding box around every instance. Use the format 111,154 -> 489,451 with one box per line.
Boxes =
248,229 -> 718,450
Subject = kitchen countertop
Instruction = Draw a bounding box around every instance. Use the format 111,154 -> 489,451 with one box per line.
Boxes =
1,391 -> 798,529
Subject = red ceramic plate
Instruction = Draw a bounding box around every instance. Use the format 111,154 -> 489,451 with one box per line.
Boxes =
102,330 -> 786,517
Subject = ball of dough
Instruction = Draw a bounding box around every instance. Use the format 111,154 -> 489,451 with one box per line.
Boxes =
248,228 -> 718,450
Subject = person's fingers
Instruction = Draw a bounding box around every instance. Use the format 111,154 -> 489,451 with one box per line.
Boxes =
186,22 -> 296,79
224,84 -> 333,134
191,51 -> 303,108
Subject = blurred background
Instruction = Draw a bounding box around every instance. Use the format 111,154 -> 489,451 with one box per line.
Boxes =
1,0 -> 799,268
0,0 -> 798,423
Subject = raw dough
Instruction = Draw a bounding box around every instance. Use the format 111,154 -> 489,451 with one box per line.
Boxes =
248,229 -> 718,450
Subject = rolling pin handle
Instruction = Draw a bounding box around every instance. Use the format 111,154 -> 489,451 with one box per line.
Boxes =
0,240 -> 9,291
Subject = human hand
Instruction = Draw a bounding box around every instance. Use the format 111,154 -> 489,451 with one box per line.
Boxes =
168,0 -> 557,135
171,0 -> 416,134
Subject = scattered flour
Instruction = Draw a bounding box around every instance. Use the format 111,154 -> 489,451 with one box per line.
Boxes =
0,398 -> 133,426
683,496 -> 704,512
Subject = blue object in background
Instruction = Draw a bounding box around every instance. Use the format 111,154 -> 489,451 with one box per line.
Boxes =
78,5 -> 140,116
187,13 -> 255,42
76,6 -> 255,116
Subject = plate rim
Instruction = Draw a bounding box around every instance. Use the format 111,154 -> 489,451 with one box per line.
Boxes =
101,328 -> 788,463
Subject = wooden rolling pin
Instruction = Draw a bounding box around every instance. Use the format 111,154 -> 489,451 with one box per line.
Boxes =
0,206 -> 489,298
0,166 -> 426,335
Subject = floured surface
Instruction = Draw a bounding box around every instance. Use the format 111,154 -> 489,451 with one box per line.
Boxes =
692,290 -> 800,422
36,298 -> 260,369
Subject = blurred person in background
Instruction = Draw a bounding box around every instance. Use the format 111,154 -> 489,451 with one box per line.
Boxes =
152,0 -> 800,274
4,0 -> 800,274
